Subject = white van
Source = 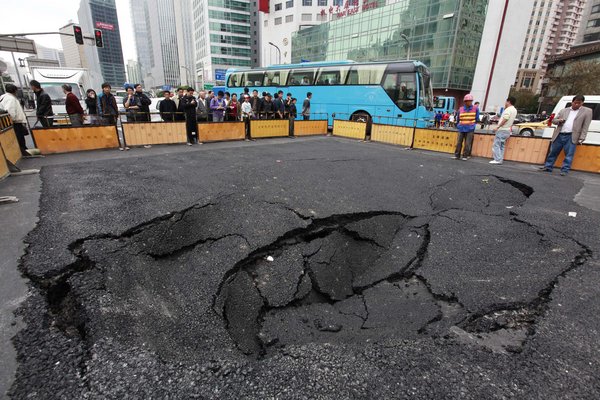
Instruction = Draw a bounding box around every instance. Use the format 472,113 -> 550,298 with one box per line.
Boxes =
542,95 -> 600,144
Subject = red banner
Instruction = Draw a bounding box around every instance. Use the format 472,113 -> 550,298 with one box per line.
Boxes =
259,0 -> 269,13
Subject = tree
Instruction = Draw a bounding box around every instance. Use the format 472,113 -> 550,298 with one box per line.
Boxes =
544,60 -> 600,107
509,88 -> 539,114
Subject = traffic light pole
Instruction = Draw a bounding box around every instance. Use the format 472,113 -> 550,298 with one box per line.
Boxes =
0,32 -> 96,41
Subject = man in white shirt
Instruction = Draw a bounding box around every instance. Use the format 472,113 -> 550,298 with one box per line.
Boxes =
539,95 -> 592,176
489,96 -> 518,165
0,84 -> 30,156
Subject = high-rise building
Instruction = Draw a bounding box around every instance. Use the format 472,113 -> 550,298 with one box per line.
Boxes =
174,0 -> 196,87
514,0 -> 586,93
130,0 -> 195,88
259,0 -> 385,66
126,59 -> 143,84
192,0 -> 252,87
35,44 -> 66,67
577,0 -> 600,43
78,0 -> 126,87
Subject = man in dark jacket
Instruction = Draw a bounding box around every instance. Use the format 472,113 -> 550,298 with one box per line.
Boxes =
259,93 -> 275,119
30,80 -> 54,127
250,90 -> 260,119
62,84 -> 84,126
273,91 -> 285,119
182,87 -> 198,145
158,90 -> 177,121
134,83 -> 152,121
97,82 -> 119,126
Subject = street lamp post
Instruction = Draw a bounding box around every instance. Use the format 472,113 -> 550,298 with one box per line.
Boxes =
400,34 -> 411,60
180,65 -> 191,87
268,42 -> 282,65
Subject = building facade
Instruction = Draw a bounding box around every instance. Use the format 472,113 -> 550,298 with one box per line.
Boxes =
292,0 -> 487,93
258,0 -> 384,66
174,0 -> 196,87
576,0 -> 600,43
514,0 -> 586,93
192,0 -> 252,87
78,0 -> 126,87
126,59 -> 143,84
59,23 -> 84,68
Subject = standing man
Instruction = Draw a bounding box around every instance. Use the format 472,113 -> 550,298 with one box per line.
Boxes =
453,94 -> 479,160
259,93 -> 275,119
539,95 -> 592,176
134,83 -> 152,121
489,96 -> 518,165
97,82 -> 119,125
241,94 -> 253,140
62,84 -> 84,126
302,92 -> 312,120
174,87 -> 186,121
124,86 -> 141,122
196,90 -> 209,122
158,90 -> 177,121
273,92 -> 284,119
183,87 -> 198,145
250,90 -> 261,118
29,80 -> 54,127
0,84 -> 30,156
210,91 -> 226,122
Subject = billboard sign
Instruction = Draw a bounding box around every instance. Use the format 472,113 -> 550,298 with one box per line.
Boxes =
95,22 -> 114,31
215,69 -> 226,81
0,37 -> 36,54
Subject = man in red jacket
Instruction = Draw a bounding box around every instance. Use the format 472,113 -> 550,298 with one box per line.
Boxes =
62,84 -> 84,126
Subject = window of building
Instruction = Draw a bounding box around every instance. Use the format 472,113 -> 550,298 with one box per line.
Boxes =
333,0 -> 343,6
275,17 -> 282,24
275,3 -> 282,10
587,18 -> 600,28
264,70 -> 290,86
302,0 -> 312,5
318,0 -> 327,5
286,14 -> 293,22
288,69 -> 316,85
264,20 -> 268,27
593,4 -> 600,13
316,13 -> 327,21
286,0 -> 294,8
302,13 -> 312,21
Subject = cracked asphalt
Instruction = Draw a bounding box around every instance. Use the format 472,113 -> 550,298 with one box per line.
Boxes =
6,136 -> 600,399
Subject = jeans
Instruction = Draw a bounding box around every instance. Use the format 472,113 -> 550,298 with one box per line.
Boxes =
69,114 -> 83,126
454,130 -> 474,157
544,133 -> 577,172
492,130 -> 511,162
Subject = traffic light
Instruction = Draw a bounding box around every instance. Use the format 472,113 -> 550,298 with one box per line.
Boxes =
94,29 -> 103,48
73,25 -> 84,45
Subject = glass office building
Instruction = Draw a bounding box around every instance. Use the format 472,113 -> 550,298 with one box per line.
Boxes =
292,0 -> 488,91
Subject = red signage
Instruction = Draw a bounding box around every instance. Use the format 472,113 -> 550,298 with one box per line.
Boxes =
259,0 -> 269,13
95,21 -> 114,31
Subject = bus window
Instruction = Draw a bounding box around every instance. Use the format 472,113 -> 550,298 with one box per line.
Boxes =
288,69 -> 315,86
228,72 -> 243,87
346,65 -> 386,85
315,67 -> 349,85
382,72 -> 416,112
420,71 -> 433,110
264,70 -> 289,86
243,71 -> 265,87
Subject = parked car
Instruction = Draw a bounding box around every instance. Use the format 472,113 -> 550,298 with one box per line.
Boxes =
514,119 -> 550,136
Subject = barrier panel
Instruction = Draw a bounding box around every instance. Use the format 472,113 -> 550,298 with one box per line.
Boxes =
250,119 -> 290,138
0,114 -> 13,130
471,134 -> 550,164
293,120 -> 328,136
32,125 -> 120,154
413,128 -> 458,153
470,134 -> 495,158
122,122 -> 187,146
371,124 -> 414,147
332,120 -> 367,140
199,121 -> 246,142
556,144 -> 600,173
0,126 -> 22,166
0,148 -> 9,180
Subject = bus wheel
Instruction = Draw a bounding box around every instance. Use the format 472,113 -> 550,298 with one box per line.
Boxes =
351,111 -> 370,123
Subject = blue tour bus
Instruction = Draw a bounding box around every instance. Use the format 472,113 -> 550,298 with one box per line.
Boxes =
224,60 -> 434,127
433,96 -> 456,114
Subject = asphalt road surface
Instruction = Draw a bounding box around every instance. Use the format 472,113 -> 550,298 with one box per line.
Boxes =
5,137 -> 600,399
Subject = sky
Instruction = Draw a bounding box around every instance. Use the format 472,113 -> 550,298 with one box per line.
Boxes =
0,0 -> 135,64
